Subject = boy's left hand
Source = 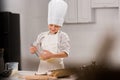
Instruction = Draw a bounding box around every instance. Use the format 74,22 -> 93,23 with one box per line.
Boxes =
40,50 -> 54,60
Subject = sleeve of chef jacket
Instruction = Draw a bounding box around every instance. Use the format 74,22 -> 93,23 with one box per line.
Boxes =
33,32 -> 46,47
59,32 -> 70,55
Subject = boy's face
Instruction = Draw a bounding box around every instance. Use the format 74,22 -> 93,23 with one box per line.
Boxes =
48,24 -> 61,34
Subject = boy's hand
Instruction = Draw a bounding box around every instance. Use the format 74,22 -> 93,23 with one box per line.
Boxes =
40,50 -> 54,60
30,46 -> 37,54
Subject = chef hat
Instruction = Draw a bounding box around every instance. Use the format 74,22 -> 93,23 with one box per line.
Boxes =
48,0 -> 68,27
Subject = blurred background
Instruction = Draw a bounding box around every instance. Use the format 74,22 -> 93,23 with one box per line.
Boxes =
0,0 -> 120,72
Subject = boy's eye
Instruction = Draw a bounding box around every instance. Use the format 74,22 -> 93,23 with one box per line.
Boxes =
50,24 -> 53,26
49,24 -> 60,28
55,25 -> 59,27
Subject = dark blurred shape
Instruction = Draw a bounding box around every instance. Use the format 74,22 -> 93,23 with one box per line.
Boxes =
0,48 -> 4,74
96,33 -> 115,66
0,48 -> 12,79
0,69 -> 12,78
0,12 -> 21,70
73,61 -> 120,80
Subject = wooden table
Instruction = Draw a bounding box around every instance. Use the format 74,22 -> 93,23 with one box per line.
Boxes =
2,71 -> 76,80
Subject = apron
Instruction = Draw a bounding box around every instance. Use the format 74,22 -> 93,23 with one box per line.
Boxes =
37,32 -> 64,74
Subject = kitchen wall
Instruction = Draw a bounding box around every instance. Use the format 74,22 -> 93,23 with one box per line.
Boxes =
1,0 -> 120,70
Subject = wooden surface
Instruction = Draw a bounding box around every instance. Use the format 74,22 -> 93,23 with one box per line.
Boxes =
1,71 -> 76,80
25,75 -> 57,80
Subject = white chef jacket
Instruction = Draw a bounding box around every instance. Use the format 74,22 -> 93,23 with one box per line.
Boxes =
33,30 -> 70,74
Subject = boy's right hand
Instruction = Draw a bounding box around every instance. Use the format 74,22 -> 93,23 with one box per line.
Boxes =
30,46 -> 37,54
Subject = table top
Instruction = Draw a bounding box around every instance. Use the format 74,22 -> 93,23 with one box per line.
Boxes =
1,71 -> 76,80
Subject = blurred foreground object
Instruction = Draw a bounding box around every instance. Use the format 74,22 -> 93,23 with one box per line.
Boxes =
75,61 -> 120,80
48,68 -> 76,78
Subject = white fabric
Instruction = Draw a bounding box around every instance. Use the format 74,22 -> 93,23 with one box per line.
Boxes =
33,31 -> 70,74
37,33 -> 64,74
48,0 -> 68,26
33,31 -> 70,55
41,34 -> 58,53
